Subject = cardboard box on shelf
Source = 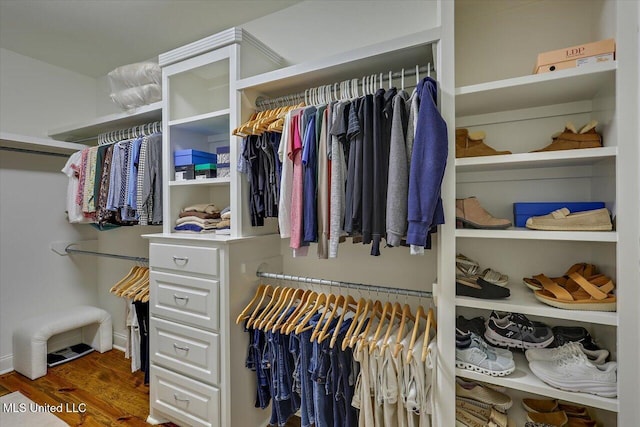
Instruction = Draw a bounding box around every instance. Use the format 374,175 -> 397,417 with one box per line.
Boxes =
533,38 -> 615,74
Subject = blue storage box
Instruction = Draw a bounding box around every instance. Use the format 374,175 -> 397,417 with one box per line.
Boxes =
513,202 -> 606,227
216,146 -> 230,164
174,149 -> 217,166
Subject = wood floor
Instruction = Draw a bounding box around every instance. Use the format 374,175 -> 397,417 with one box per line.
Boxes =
0,349 -> 175,426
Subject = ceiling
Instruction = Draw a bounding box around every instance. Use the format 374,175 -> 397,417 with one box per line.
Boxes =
0,0 -> 300,78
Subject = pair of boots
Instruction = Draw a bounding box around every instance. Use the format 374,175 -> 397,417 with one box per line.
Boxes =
456,197 -> 511,229
456,129 -> 511,158
532,121 -> 602,152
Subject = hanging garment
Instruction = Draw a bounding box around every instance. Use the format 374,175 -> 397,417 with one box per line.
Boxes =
278,111 -> 294,238
406,77 -> 448,250
317,106 -> 330,258
329,101 -> 350,258
141,133 -> 163,225
62,151 -> 89,223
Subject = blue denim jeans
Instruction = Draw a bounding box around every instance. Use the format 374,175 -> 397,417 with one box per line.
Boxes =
245,320 -> 271,409
310,317 -> 339,427
290,314 -> 321,427
328,318 -> 358,427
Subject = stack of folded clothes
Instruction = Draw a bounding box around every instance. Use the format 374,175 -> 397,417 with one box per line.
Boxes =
215,206 -> 231,234
174,203 -> 221,233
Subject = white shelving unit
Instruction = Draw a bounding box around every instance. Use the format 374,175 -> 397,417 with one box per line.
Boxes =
457,353 -> 619,413
48,101 -> 162,142
453,2 -> 639,425
1,131 -> 87,155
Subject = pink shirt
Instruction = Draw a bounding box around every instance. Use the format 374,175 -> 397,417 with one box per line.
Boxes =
289,113 -> 304,249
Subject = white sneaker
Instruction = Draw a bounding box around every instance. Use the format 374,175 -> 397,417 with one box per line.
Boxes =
529,352 -> 617,397
456,334 -> 515,377
525,341 -> 609,365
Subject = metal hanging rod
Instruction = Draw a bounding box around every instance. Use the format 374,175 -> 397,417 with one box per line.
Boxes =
0,146 -> 71,158
65,246 -> 149,263
255,64 -> 434,110
256,271 -> 432,299
97,121 -> 162,146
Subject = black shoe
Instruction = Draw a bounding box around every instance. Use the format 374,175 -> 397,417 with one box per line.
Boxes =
551,326 -> 600,350
456,277 -> 510,299
456,315 -> 487,336
485,312 -> 554,349
456,328 -> 472,348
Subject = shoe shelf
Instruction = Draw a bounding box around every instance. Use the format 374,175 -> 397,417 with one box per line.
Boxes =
455,228 -> 617,242
455,147 -> 617,173
455,62 -> 616,117
167,109 -> 230,134
168,177 -> 231,187
455,283 -> 618,326
456,353 -> 619,413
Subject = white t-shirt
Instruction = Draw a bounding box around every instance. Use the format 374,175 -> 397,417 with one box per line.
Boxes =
61,151 -> 87,223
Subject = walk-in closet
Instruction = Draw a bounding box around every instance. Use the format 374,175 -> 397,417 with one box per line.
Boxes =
0,1 -> 638,426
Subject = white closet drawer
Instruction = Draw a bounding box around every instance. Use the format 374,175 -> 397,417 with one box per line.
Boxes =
150,243 -> 218,276
151,365 -> 220,427
150,317 -> 220,385
151,271 -> 219,331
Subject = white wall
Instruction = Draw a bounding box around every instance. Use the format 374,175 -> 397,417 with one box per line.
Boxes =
0,48 -> 97,137
243,0 -> 437,64
0,48 -> 101,372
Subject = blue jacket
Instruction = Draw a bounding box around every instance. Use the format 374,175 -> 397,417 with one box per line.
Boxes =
406,77 -> 448,248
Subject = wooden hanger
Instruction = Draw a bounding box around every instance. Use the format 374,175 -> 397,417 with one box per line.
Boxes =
122,270 -> 149,300
346,298 -> 373,349
259,286 -> 294,330
317,294 -> 346,343
421,308 -> 437,363
109,266 -> 140,294
392,304 -> 415,357
117,267 -> 148,298
406,305 -> 426,363
323,294 -> 357,346
379,302 -> 402,353
246,284 -> 274,328
311,292 -> 337,342
335,297 -> 365,349
250,286 -> 283,328
236,284 -> 268,324
342,298 -> 370,351
271,288 -> 306,333
284,291 -> 318,334
369,300 -> 392,353
294,292 -> 328,335
355,299 -> 383,350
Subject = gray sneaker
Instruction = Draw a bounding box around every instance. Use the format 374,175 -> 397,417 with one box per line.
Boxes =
485,312 -> 554,349
456,333 -> 515,377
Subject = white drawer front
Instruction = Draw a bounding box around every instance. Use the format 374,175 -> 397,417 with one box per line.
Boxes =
151,365 -> 220,427
150,317 -> 220,385
151,271 -> 219,331
150,243 -> 218,276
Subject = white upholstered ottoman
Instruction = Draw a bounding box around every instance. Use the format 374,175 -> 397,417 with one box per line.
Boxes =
12,305 -> 112,380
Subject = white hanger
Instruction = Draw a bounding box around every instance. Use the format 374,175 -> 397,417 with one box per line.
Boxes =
389,71 -> 393,89
379,73 -> 383,89
352,78 -> 359,98
416,64 -> 420,85
428,62 -> 431,79
401,68 -> 405,91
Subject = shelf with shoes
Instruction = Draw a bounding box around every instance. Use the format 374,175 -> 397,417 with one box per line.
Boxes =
455,228 -> 617,242
456,352 -> 618,413
455,282 -> 618,326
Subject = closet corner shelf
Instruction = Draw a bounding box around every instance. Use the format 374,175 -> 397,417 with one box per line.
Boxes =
0,131 -> 88,154
168,109 -> 230,134
455,62 -> 616,117
455,228 -> 617,242
169,177 -> 231,187
456,353 -> 619,413
48,101 -> 162,142
455,147 -> 617,173
456,282 -> 618,326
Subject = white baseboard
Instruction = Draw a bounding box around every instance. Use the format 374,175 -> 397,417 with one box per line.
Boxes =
112,331 -> 127,351
0,353 -> 13,374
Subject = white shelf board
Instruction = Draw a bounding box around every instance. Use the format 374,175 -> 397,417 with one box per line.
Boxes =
235,28 -> 440,96
1,132 -> 87,154
456,353 -> 619,412
455,62 -> 616,117
455,228 -> 617,242
48,101 -> 162,142
455,147 -> 617,173
456,281 -> 618,326
168,109 -> 230,135
142,232 -> 256,244
169,177 -> 231,187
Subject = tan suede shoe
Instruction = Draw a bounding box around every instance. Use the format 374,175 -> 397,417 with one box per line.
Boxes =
456,197 -> 512,229
525,208 -> 612,231
527,410 -> 568,426
532,121 -> 602,152
456,129 -> 512,158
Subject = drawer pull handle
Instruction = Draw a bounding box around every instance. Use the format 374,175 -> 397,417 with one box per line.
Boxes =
173,343 -> 190,352
173,294 -> 189,304
174,394 -> 190,403
172,256 -> 189,265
